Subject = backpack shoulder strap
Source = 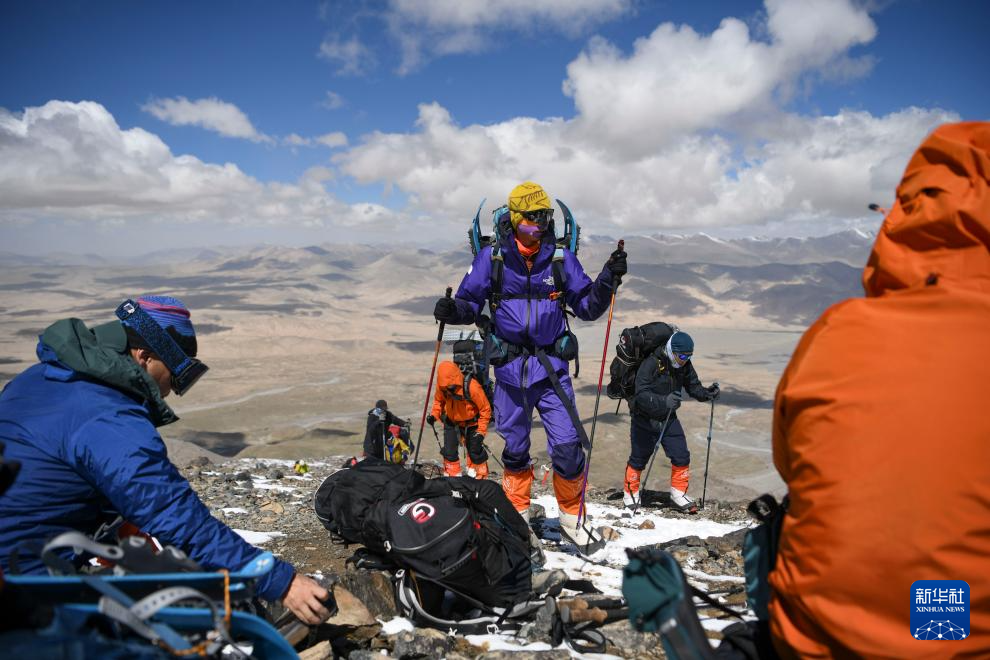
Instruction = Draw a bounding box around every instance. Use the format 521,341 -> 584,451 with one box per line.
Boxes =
551,247 -> 566,308
489,245 -> 505,309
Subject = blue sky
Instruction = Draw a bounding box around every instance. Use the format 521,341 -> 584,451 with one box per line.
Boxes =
1,0 -> 987,255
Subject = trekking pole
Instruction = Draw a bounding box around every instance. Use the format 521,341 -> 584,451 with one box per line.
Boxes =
632,407 -> 674,516
429,420 -> 443,454
577,239 -> 623,527
413,286 -> 452,467
700,384 -> 718,509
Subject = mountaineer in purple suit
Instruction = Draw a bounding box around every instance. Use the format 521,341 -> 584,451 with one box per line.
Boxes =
433,182 -> 626,551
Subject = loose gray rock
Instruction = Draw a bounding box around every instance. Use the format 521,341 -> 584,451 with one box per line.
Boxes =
601,620 -> 665,658
711,527 -> 747,555
668,544 -> 709,564
520,596 -> 557,644
598,526 -> 622,541
391,628 -> 451,659
347,651 -> 391,660
477,652 -> 571,660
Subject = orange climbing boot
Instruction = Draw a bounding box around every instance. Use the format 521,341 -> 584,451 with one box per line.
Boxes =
467,460 -> 489,480
443,459 -> 462,477
553,473 -> 606,554
623,464 -> 642,509
670,464 -> 696,513
502,466 -> 534,515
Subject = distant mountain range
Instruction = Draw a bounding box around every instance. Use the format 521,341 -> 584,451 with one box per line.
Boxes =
0,229 -> 878,330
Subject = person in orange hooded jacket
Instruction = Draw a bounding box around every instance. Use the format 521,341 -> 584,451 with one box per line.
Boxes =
769,122 -> 990,658
428,360 -> 492,478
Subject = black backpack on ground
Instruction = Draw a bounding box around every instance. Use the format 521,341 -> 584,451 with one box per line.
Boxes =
313,458 -> 531,609
384,477 -> 532,609
606,321 -> 677,402
314,457 -> 424,554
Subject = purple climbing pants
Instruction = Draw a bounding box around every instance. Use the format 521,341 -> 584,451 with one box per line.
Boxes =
494,375 -> 585,480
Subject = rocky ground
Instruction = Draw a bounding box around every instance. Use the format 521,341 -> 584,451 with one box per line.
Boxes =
177,449 -> 756,659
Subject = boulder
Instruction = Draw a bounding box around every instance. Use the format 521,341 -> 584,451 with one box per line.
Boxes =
339,569 -> 398,619
324,586 -> 377,627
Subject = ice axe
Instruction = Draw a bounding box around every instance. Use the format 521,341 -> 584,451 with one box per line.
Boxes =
412,286 -> 452,467
700,383 -> 718,509
577,239 -> 624,528
428,419 -> 443,455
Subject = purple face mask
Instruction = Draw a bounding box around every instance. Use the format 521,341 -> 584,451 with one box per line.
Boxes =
516,223 -> 544,240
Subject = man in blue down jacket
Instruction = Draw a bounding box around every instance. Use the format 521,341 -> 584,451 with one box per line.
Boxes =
0,295 -> 330,624
434,182 -> 627,551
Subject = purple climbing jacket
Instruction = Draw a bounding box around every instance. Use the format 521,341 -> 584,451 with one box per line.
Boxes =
449,235 -> 615,388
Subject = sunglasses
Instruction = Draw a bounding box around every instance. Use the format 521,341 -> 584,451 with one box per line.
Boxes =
675,353 -> 692,362
518,208 -> 554,228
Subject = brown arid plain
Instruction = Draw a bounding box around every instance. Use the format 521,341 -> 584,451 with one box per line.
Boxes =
0,229 -> 876,503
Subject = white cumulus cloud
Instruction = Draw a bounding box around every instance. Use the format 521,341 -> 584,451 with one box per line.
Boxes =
563,0 -> 877,155
142,96 -> 272,143
335,101 -> 952,233
316,132 -> 348,148
331,0 -> 955,235
0,100 -> 394,230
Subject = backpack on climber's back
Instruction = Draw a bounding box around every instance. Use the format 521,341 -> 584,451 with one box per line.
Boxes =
606,321 -> 678,402
452,339 -> 494,405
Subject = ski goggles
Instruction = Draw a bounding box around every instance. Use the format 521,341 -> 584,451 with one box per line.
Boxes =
517,208 -> 554,229
671,352 -> 693,367
115,299 -> 209,396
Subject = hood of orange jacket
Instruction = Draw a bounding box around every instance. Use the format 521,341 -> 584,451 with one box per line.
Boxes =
437,361 -> 464,392
862,121 -> 990,297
